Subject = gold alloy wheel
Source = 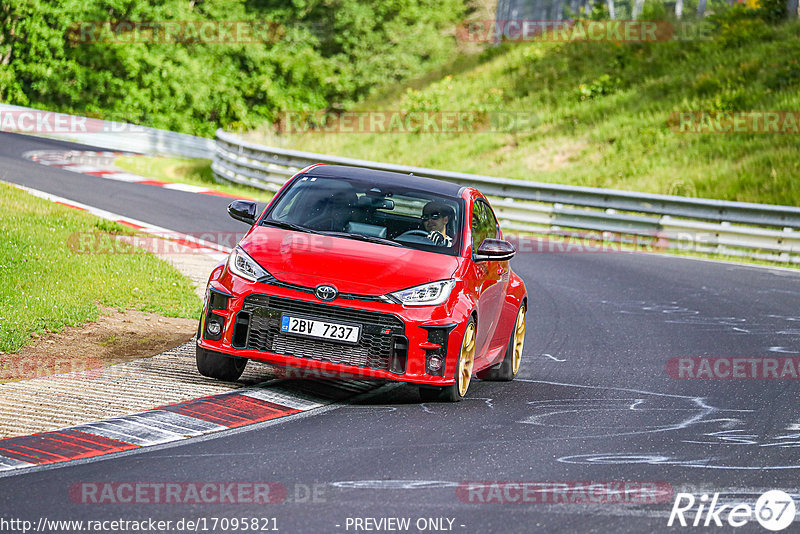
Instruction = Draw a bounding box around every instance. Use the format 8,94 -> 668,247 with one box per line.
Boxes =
457,322 -> 476,397
511,307 -> 526,375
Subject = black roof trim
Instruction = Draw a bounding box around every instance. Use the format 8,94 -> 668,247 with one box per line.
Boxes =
303,164 -> 464,196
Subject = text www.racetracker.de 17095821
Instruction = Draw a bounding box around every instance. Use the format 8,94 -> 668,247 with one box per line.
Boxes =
0,517 -> 279,533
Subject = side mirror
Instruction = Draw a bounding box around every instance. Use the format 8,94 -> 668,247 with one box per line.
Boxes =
227,200 -> 258,225
475,238 -> 515,262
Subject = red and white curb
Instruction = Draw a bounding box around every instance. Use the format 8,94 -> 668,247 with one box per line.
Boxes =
0,380 -> 377,473
7,182 -> 232,260
24,149 -> 252,200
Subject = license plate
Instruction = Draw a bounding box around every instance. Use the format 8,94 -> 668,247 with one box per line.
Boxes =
280,314 -> 361,344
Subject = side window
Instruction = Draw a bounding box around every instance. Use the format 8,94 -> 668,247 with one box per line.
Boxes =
483,201 -> 500,240
471,202 -> 483,250
471,200 -> 496,250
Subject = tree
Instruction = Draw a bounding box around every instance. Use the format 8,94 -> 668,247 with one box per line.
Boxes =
632,0 -> 645,18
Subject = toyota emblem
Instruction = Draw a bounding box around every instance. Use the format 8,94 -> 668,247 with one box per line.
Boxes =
315,284 -> 338,301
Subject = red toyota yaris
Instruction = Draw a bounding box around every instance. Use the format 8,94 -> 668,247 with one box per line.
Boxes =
197,164 -> 527,401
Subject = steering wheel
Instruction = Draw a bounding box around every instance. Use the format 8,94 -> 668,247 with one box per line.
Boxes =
398,230 -> 430,239
397,229 -> 449,246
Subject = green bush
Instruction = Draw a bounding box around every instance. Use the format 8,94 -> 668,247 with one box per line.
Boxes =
757,0 -> 791,23
576,74 -> 619,101
0,0 -> 466,136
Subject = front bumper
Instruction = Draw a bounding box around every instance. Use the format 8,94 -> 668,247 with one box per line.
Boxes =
197,278 -> 466,386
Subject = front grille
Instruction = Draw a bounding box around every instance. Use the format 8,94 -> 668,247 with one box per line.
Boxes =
237,294 -> 406,373
259,273 -> 387,302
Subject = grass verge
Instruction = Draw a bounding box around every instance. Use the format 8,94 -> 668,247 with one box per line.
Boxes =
0,183 -> 201,354
246,17 -> 800,206
114,156 -> 275,202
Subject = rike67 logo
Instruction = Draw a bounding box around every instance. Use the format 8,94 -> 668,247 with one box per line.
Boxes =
668,490 -> 796,531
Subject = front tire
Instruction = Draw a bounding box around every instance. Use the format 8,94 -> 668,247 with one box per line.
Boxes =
477,305 -> 526,381
418,319 -> 476,402
196,346 -> 247,381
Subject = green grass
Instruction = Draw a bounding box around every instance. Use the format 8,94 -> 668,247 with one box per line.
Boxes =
0,183 -> 201,354
114,156 -> 274,202
246,17 -> 800,206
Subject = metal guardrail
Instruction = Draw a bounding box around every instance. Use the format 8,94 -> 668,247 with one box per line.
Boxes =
213,129 -> 800,264
0,104 -> 216,159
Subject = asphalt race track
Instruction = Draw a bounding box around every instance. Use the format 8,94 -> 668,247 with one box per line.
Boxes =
1,131 -> 799,533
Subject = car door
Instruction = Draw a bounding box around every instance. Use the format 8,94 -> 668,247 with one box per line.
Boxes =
471,199 -> 504,363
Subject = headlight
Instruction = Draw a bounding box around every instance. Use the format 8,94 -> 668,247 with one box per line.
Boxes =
227,246 -> 269,282
389,279 -> 455,306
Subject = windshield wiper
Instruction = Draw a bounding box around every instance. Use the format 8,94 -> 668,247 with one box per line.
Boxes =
261,220 -> 322,234
321,231 -> 405,247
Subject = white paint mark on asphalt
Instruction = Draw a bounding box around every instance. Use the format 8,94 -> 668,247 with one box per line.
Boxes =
769,346 -> 800,354
518,381 -> 799,470
682,429 -> 760,446
472,397 -> 494,409
629,399 -> 644,410
516,380 -> 720,435
558,453 -> 717,467
543,353 -> 566,362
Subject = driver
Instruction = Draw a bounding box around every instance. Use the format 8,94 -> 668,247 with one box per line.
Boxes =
422,201 -> 454,247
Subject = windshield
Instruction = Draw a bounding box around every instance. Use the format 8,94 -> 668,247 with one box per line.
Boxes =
263,174 -> 463,256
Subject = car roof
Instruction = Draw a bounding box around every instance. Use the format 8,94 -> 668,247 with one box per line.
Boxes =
303,164 -> 465,197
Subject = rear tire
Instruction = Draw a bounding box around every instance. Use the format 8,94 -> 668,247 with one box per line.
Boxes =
196,346 -> 247,381
477,305 -> 526,381
418,319 -> 476,403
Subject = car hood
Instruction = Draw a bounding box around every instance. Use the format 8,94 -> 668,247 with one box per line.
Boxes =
239,227 -> 460,296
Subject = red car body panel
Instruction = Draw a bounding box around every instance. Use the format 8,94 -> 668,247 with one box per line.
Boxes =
197,166 -> 527,386
240,229 -> 460,297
